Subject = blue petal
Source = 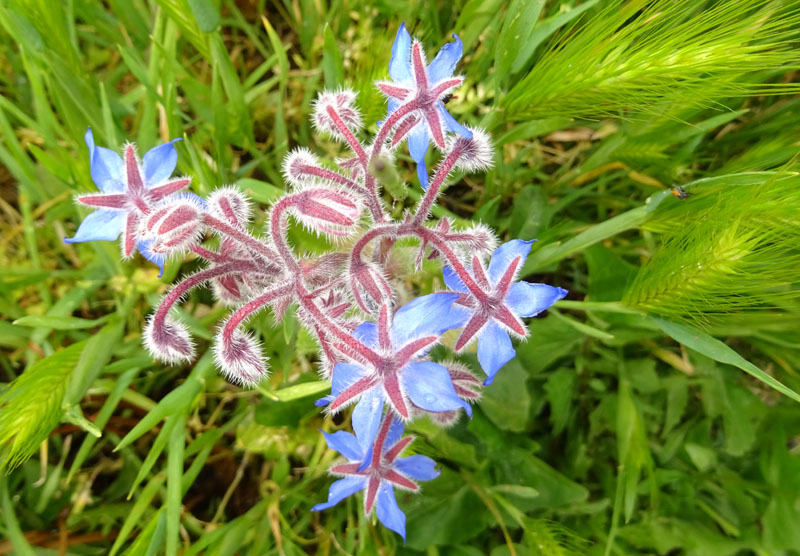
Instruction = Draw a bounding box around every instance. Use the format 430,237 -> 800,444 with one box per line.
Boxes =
353,322 -> 378,349
395,455 -> 440,481
352,387 -> 385,456
438,103 -> 472,139
376,482 -> 406,541
85,128 -> 124,193
311,476 -> 366,511
427,34 -> 462,84
477,321 -> 516,386
402,361 -> 471,415
143,139 -> 181,185
331,362 -> 368,397
383,416 -> 405,453
487,239 -> 534,285
408,124 -> 430,189
64,208 -> 125,243
507,283 -> 568,318
442,265 -> 468,293
322,430 -> 363,462
390,292 -> 459,346
136,239 -> 167,278
417,160 -> 429,190
389,23 -> 413,83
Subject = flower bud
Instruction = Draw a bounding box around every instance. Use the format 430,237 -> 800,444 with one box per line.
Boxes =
208,186 -> 251,227
282,148 -> 320,188
213,328 -> 268,387
141,194 -> 205,254
312,89 -> 363,139
143,314 -> 195,364
446,222 -> 498,258
292,188 -> 360,237
349,260 -> 393,313
448,126 -> 493,172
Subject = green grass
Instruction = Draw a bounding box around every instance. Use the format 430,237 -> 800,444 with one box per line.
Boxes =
2,0 -> 800,554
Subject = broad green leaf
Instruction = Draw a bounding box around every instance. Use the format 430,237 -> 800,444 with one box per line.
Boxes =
544,367 -> 576,435
13,314 -> 107,329
495,0 -> 545,86
272,380 -> 330,402
490,484 -> 540,499
510,0 -> 600,74
524,206 -> 649,273
651,316 -> 800,403
64,317 -> 124,406
237,177 -> 283,204
187,0 -> 220,33
166,414 -> 186,556
404,469 -> 493,549
115,377 -> 204,451
481,359 -> 531,432
496,446 -> 588,510
321,24 -> 344,89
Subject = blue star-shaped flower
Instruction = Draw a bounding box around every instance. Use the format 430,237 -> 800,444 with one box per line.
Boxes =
379,23 -> 473,188
317,293 -> 472,448
64,128 -> 191,274
443,240 -> 568,385
312,415 -> 439,541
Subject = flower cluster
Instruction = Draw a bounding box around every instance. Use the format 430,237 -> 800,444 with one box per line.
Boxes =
63,24 -> 566,540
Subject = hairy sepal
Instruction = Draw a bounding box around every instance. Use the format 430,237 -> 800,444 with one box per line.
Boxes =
143,313 -> 195,364
213,327 -> 269,387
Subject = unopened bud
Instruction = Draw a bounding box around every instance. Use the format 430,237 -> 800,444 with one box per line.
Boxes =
448,126 -> 493,172
312,90 -> 362,140
213,328 -> 268,387
208,186 -> 251,227
141,194 -> 205,254
143,314 -> 195,364
446,222 -> 497,258
282,148 -> 320,188
292,188 -> 360,237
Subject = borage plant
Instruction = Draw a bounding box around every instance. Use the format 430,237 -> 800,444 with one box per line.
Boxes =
65,24 -> 566,540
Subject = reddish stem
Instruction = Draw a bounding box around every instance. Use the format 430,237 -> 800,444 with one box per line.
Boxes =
295,281 -> 381,365
221,282 -> 294,345
203,213 -> 280,264
326,106 -> 368,164
296,164 -> 368,195
153,261 -> 256,330
189,244 -> 226,264
350,222 -> 489,303
268,197 -> 305,275
412,144 -> 464,226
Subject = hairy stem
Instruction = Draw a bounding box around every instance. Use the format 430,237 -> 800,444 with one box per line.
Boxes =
153,261 -> 256,330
